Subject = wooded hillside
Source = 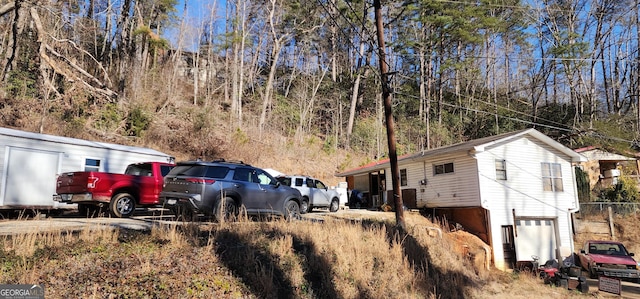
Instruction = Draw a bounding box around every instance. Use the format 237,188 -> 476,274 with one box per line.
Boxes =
0,0 -> 638,171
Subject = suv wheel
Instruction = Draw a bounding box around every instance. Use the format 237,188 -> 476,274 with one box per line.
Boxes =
110,193 -> 136,218
300,199 -> 309,214
329,198 -> 339,212
214,197 -> 238,222
284,200 -> 300,221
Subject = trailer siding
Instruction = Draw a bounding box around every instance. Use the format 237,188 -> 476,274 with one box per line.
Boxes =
0,127 -> 172,209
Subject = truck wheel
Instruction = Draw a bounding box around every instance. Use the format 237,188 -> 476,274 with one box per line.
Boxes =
299,199 -> 309,214
110,193 -> 136,218
329,198 -> 339,212
214,197 -> 238,222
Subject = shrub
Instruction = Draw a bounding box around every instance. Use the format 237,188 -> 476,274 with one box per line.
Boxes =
575,167 -> 591,202
600,174 -> 639,202
95,103 -> 121,132
126,106 -> 150,137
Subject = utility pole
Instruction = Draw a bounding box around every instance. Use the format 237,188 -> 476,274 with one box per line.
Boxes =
374,0 -> 405,230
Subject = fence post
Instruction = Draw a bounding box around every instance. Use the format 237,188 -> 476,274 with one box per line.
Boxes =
608,206 -> 615,239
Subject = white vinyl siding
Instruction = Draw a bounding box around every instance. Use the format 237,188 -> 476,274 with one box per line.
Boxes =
477,136 -> 576,270
0,127 -> 172,208
385,154 -> 480,208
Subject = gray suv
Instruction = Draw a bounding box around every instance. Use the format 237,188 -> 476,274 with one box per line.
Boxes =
159,160 -> 302,221
276,175 -> 345,213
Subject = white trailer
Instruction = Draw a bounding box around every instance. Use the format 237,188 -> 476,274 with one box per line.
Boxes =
0,127 -> 174,210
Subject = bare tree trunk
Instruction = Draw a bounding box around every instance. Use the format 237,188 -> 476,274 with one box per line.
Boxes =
230,0 -> 242,118
637,0 -> 640,133
298,69 -> 327,137
330,0 -> 337,82
116,0 -> 133,96
258,0 -> 289,134
237,0 -> 248,127
2,1 -> 23,81
346,40 -> 367,142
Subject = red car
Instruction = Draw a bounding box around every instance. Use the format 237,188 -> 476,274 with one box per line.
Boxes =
578,240 -> 640,281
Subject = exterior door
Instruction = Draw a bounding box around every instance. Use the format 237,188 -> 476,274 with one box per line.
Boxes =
501,225 -> 516,269
514,218 -> 557,264
2,147 -> 60,206
309,179 -> 330,206
248,168 -> 286,213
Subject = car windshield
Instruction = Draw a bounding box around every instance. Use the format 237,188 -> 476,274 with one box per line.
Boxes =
589,243 -> 629,256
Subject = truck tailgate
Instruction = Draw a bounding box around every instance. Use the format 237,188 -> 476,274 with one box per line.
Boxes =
56,172 -> 92,194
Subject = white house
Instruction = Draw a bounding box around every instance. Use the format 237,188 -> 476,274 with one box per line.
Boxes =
336,128 -> 587,270
0,127 -> 174,211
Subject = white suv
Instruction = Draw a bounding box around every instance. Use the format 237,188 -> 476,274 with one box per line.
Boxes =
276,175 -> 345,213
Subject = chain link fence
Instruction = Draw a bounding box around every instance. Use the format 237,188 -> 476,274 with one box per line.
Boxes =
579,202 -> 640,216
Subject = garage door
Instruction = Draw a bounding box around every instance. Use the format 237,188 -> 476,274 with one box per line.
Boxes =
514,218 -> 557,263
2,147 -> 60,206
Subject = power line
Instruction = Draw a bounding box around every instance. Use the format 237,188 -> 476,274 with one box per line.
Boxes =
397,53 -> 640,63
432,0 -> 629,15
314,0 -> 374,60
394,90 -> 574,132
314,0 -> 400,86
312,1 -> 637,145
393,90 -> 637,144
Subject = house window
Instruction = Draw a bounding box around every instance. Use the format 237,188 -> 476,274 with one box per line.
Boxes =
434,162 -> 454,175
84,158 -> 101,172
495,159 -> 507,180
541,162 -> 563,192
400,169 -> 407,186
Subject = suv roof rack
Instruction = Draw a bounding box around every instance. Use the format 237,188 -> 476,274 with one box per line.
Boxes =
180,158 -> 249,165
210,158 -> 248,165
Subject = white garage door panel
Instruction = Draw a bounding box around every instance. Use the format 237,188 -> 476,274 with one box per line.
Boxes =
3,147 -> 60,206
515,219 -> 556,263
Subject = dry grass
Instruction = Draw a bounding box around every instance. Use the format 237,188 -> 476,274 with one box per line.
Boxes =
575,212 -> 640,255
0,212 -> 601,299
613,213 -> 640,255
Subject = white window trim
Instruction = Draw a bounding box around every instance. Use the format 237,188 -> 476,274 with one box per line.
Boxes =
83,157 -> 103,172
541,162 -> 563,192
495,159 -> 507,180
433,162 -> 454,175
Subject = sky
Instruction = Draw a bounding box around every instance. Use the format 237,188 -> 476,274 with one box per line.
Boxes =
165,0 -> 225,50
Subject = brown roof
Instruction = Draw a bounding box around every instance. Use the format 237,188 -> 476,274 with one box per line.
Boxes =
336,128 -> 585,177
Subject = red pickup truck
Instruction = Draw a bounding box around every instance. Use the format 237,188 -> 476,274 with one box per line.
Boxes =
53,162 -> 175,218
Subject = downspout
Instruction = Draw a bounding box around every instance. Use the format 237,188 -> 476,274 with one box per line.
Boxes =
567,163 -> 581,255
